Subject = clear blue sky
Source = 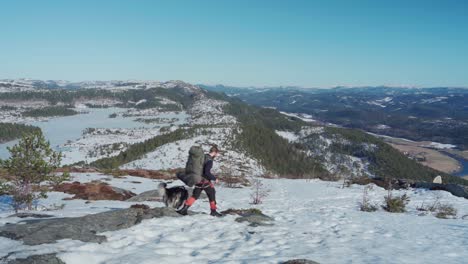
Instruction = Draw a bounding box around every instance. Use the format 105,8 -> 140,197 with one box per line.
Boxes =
1,0 -> 467,87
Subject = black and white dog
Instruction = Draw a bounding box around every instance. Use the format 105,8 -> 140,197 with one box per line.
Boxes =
158,182 -> 189,210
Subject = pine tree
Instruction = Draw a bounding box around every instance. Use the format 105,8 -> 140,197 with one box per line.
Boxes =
1,131 -> 63,211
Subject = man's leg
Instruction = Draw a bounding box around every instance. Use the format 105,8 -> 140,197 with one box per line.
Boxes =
186,186 -> 202,206
178,185 -> 202,215
204,184 -> 222,216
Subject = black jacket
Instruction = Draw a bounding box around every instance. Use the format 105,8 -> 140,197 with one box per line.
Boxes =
203,154 -> 216,181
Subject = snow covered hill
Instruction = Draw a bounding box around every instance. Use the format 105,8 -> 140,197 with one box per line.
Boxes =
1,79 -> 468,264
0,173 -> 467,263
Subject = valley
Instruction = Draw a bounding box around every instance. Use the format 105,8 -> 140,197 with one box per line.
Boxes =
1,79 -> 467,264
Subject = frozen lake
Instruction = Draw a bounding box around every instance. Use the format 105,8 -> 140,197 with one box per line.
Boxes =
0,108 -> 188,160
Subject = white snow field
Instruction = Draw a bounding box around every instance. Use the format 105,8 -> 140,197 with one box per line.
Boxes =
0,173 -> 467,264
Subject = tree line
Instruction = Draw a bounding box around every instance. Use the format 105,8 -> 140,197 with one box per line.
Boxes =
324,127 -> 468,186
0,123 -> 41,143
22,106 -> 78,117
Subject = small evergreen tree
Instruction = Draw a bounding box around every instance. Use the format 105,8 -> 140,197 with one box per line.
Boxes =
2,131 -> 63,212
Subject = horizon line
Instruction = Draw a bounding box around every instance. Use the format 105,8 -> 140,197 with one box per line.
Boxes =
2,78 -> 468,90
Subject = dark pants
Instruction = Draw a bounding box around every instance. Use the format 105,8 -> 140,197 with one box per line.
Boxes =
185,181 -> 217,210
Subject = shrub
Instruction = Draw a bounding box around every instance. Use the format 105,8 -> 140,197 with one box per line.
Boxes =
382,192 -> 409,213
416,195 -> 457,219
435,204 -> 458,219
417,195 -> 441,213
250,178 -> 269,205
48,171 -> 71,187
359,185 -> 378,212
2,131 -> 63,212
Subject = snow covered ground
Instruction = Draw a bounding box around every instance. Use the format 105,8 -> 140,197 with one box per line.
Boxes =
1,173 -> 467,264
275,130 -> 299,142
280,112 -> 317,123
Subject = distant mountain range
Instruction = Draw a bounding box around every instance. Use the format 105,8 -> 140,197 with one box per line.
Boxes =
200,84 -> 468,150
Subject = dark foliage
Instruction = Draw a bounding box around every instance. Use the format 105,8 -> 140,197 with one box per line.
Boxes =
22,106 -> 78,117
0,123 -> 41,143
224,99 -> 328,178
325,127 -> 468,185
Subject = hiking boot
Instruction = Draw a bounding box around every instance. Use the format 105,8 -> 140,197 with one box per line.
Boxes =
177,204 -> 190,215
210,209 -> 222,217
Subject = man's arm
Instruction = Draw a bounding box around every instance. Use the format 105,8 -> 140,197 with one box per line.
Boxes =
203,160 -> 217,181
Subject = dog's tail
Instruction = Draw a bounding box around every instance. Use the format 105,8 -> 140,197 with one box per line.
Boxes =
158,182 -> 167,197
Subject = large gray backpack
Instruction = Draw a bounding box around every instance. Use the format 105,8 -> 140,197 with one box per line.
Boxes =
177,146 -> 205,187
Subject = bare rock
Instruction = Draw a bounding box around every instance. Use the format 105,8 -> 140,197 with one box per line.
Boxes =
8,213 -> 54,219
0,206 -> 181,245
54,181 -> 136,200
222,208 -> 274,227
282,259 -> 320,264
412,182 -> 468,199
126,187 -> 206,202
7,254 -> 65,264
126,189 -> 162,202
120,169 -> 176,180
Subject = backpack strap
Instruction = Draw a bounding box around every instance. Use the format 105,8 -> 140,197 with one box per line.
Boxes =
204,154 -> 213,164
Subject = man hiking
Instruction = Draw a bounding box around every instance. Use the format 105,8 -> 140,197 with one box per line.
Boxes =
178,145 -> 222,217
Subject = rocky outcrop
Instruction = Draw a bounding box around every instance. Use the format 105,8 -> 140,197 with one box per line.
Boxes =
8,213 -> 53,218
222,209 -> 274,227
126,189 -> 162,202
126,187 -> 206,202
54,181 -> 136,200
55,167 -> 98,173
0,206 -> 181,245
7,254 -> 65,264
412,182 -> 468,199
282,259 -> 320,264
120,169 -> 177,180
352,177 -> 468,199
351,177 -> 412,190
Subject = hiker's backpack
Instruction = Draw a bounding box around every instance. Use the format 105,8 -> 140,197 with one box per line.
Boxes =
177,145 -> 205,187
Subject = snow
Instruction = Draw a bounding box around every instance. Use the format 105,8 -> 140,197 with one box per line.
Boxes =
1,176 -> 467,264
135,99 -> 147,105
61,127 -> 168,165
376,124 -> 390,130
121,135 -> 213,170
280,112 -> 316,122
367,101 -> 386,108
275,130 -> 299,142
188,96 -> 237,125
421,97 -> 448,104
424,142 -> 457,150
121,127 -> 265,177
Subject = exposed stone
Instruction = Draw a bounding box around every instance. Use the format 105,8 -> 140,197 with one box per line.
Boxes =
130,204 -> 150,210
352,177 -> 468,199
222,208 -> 274,227
351,177 -> 413,190
0,206 -> 181,245
126,189 -> 162,202
7,253 -> 65,264
8,213 -> 53,219
126,187 -> 206,202
120,169 -> 177,180
55,167 -> 98,173
412,182 -> 468,199
54,181 -> 136,200
282,259 -> 320,264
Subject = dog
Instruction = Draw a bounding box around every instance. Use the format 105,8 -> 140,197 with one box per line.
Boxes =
158,182 -> 189,210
